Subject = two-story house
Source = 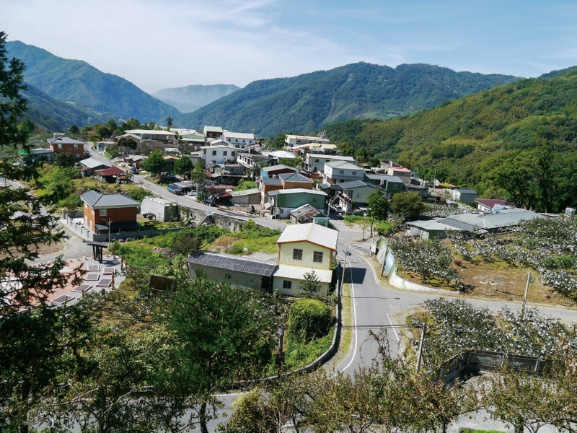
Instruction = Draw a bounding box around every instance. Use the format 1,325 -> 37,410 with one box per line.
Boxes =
80,190 -> 140,236
323,160 -> 365,185
48,135 -> 87,160
222,131 -> 256,148
364,173 -> 407,198
201,144 -> 238,167
304,154 -> 355,173
268,188 -> 327,219
332,180 -> 378,214
272,223 -> 338,296
284,135 -> 330,147
203,125 -> 223,140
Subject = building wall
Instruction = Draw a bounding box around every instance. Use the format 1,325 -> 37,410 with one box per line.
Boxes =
278,241 -> 333,270
188,264 -> 266,290
272,277 -> 329,297
282,180 -> 313,190
276,194 -> 326,211
83,204 -> 138,233
50,142 -> 85,159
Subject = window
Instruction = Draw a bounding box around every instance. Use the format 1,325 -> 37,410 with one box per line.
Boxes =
313,251 -> 323,262
224,273 -> 231,279
58,143 -> 62,149
212,150 -> 217,156
283,280 -> 292,289
339,170 -> 344,174
293,248 -> 303,260
352,171 -> 357,175
223,151 -> 228,156
315,159 -> 319,163
100,209 -> 108,217
74,143 -> 78,149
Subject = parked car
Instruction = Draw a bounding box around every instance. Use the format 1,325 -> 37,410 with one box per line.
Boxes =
129,167 -> 139,174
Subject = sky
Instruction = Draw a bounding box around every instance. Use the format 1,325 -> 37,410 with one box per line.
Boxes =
2,0 -> 577,93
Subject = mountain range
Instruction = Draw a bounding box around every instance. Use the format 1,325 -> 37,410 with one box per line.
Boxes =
322,67 -> 577,213
152,84 -> 240,113
8,40 -> 521,136
175,62 -> 521,137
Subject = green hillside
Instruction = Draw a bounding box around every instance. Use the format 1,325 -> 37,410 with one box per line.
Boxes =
324,69 -> 577,213
175,62 -> 520,137
7,40 -> 179,126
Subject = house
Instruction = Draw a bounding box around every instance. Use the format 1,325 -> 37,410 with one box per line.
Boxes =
94,166 -> 126,183
323,160 -> 365,185
294,143 -> 337,155
451,189 -> 478,204
476,199 -> 512,213
79,157 -> 110,177
48,135 -> 86,159
121,129 -> 177,144
123,154 -> 147,168
260,164 -> 297,179
406,209 -> 542,239
180,131 -> 206,147
80,190 -> 140,235
284,135 -> 330,147
203,126 -> 223,140
163,155 -> 180,173
332,180 -> 377,214
222,131 -> 256,148
364,173 -> 406,198
268,188 -> 327,219
201,144 -> 238,167
230,188 -> 261,205
272,223 -> 338,296
304,153 -> 355,173
236,152 -> 270,171
141,196 -> 178,222
18,148 -> 55,163
259,177 -> 284,206
261,151 -> 298,164
186,251 -> 276,291
278,172 -> 314,189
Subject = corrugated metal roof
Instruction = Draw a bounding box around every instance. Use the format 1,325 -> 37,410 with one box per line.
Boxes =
80,190 -> 140,208
186,252 -> 276,277
273,265 -> 333,283
268,188 -> 326,197
80,157 -> 109,169
277,223 -> 338,251
278,173 -> 313,183
440,209 -> 541,231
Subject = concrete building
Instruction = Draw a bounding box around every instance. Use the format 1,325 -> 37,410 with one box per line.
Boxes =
272,223 -> 338,296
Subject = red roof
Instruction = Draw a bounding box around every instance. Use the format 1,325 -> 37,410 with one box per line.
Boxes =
95,166 -> 125,176
476,199 -> 508,209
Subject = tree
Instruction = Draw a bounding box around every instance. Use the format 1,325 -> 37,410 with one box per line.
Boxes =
117,135 -> 137,150
168,278 -> 276,433
367,189 -> 388,220
142,150 -> 166,177
174,155 -> 194,178
0,31 -> 85,433
166,115 -> 173,129
390,191 -> 426,222
54,152 -> 75,167
300,270 -> 322,298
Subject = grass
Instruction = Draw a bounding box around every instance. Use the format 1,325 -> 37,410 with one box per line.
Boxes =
343,215 -> 393,235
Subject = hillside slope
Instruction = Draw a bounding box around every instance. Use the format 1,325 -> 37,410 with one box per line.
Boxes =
152,84 -> 240,113
7,41 -> 179,125
175,62 -> 520,137
324,69 -> 577,213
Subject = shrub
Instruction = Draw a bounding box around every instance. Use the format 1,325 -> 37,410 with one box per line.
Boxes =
287,299 -> 331,344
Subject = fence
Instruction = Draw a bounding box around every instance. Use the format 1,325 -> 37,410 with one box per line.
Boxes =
438,349 -> 551,384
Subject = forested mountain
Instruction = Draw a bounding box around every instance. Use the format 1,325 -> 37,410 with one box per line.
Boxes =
152,84 -> 240,113
7,41 -> 178,127
324,68 -> 577,213
21,83 -> 101,131
175,62 -> 520,137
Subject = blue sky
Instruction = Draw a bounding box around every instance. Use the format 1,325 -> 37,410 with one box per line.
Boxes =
1,0 -> 577,93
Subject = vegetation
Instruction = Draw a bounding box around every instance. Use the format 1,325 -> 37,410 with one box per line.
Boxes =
390,191 -> 427,222
325,69 -> 577,213
366,189 -> 388,221
177,62 -> 518,137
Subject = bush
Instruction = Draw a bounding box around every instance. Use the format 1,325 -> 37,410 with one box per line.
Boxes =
287,299 -> 331,344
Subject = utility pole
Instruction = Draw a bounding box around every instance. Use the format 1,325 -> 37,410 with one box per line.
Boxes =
276,325 -> 285,379
416,323 -> 427,372
521,271 -> 531,319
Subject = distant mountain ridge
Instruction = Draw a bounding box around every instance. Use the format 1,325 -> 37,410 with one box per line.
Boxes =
152,84 -> 240,113
174,62 -> 522,137
7,40 -> 179,127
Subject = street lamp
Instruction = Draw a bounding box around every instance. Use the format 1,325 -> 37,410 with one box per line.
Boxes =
276,324 -> 285,378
